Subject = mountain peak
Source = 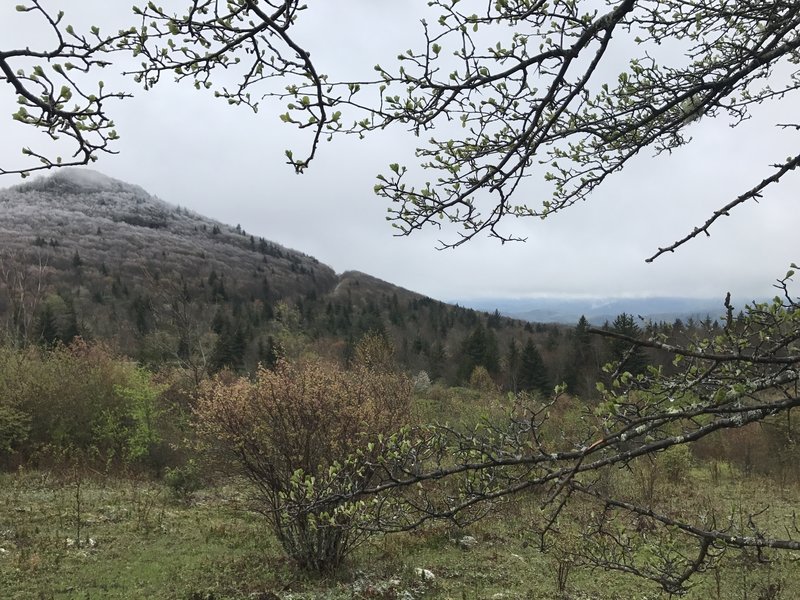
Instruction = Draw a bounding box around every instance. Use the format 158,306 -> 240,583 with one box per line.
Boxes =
11,168 -> 149,197
50,168 -> 121,190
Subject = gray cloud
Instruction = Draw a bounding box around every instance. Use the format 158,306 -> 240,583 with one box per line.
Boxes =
1,2 -> 796,303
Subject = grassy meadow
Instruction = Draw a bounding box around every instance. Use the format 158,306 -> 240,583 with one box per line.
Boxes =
2,384 -> 798,600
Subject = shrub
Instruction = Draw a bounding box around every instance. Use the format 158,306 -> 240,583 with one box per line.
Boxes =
0,340 -> 167,468
106,367 -> 165,464
0,347 -> 32,459
0,404 -> 30,456
659,444 -> 693,483
194,355 -> 412,571
412,370 -> 431,393
164,459 -> 203,502
469,365 -> 497,393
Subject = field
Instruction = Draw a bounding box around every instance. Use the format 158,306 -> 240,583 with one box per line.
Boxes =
2,461 -> 797,600
1,346 -> 798,599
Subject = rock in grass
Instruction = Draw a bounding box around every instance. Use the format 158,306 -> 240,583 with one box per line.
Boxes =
459,535 -> 478,550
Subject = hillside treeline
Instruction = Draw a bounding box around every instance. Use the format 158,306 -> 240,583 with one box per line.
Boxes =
1,239 -> 738,399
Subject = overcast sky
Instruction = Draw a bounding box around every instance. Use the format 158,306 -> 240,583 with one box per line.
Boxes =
1,2 -> 797,304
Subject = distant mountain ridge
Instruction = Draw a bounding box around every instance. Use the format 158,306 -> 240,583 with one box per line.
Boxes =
457,296 -> 735,325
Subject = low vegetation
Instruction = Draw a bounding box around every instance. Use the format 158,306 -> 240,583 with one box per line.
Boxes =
1,399 -> 797,598
0,330 -> 798,598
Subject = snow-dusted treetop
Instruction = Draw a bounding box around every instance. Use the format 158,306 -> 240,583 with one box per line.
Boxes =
12,168 -> 151,198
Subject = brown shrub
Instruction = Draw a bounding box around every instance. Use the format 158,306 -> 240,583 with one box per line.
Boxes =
194,355 -> 412,571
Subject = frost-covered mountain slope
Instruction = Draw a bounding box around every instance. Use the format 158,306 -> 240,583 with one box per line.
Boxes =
0,169 -> 539,379
0,168 -> 337,302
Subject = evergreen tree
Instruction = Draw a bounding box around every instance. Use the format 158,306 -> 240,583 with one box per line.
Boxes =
487,309 -> 503,329
517,339 -> 549,395
258,336 -> 280,368
426,341 -> 446,381
59,298 -> 80,344
575,315 -> 591,345
35,302 -> 59,346
35,295 -> 80,346
563,315 -> 597,395
209,312 -> 247,371
458,324 -> 500,382
388,293 -> 404,325
505,339 -> 521,393
609,313 -> 648,376
484,328 -> 500,375
130,295 -> 152,335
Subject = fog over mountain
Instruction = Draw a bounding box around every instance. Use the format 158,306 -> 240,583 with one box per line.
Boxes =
456,296 -> 736,325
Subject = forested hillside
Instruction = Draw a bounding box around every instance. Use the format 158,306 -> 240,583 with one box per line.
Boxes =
0,169 -> 593,390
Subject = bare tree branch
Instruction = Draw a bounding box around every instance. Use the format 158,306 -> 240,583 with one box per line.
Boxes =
647,152 -> 800,262
0,1 -> 131,177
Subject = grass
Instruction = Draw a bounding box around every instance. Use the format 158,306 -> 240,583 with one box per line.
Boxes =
1,470 -> 284,600
2,461 -> 798,600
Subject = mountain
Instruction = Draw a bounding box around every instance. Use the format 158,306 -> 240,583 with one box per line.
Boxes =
0,169 -> 550,385
458,296 -> 731,325
0,168 -> 336,298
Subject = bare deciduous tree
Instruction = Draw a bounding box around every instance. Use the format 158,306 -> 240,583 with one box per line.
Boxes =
0,249 -> 50,346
